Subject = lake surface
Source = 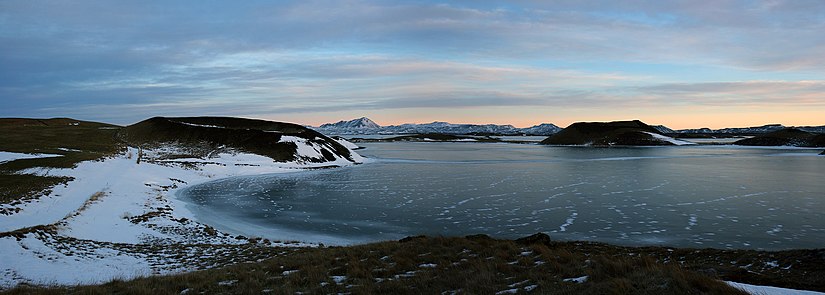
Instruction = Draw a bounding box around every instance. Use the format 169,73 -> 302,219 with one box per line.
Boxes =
180,143 -> 825,250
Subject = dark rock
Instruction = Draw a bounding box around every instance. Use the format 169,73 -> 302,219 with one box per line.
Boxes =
464,234 -> 494,241
515,232 -> 552,245
820,150 -> 825,155
399,235 -> 427,243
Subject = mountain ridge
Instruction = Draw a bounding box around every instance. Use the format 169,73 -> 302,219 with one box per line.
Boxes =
316,117 -> 825,136
733,128 -> 825,147
314,117 -> 561,135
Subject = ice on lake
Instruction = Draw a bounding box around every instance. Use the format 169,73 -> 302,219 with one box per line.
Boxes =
180,143 -> 825,249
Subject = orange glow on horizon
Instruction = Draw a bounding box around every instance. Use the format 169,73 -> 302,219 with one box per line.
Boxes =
261,106 -> 824,130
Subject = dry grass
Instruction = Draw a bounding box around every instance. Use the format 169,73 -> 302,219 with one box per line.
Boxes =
0,118 -> 123,204
4,235 -> 753,295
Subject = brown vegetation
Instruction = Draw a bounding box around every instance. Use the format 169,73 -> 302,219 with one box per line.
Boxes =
14,234 -> 815,294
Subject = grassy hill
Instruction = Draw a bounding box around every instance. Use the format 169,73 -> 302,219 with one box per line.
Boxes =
540,120 -> 674,146
0,118 -> 124,207
734,128 -> 825,147
119,117 -> 356,163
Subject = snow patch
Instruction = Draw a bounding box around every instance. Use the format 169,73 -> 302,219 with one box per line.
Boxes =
563,276 -> 588,283
173,121 -> 224,129
642,132 -> 696,146
331,275 -> 347,285
557,212 -> 578,232
57,148 -> 83,152
334,138 -> 360,150
726,281 -> 825,295
0,151 -> 62,164
0,234 -> 151,287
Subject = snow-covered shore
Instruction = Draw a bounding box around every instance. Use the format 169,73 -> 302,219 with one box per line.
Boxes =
1,142 -> 363,288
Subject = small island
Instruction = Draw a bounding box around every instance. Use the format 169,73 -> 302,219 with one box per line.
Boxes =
540,120 -> 694,146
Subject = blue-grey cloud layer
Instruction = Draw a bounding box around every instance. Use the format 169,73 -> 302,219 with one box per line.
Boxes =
2,0 -> 823,124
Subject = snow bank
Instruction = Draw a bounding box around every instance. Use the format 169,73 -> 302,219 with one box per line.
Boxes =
642,132 -> 696,146
0,235 -> 151,286
0,151 -> 62,164
727,281 -> 825,295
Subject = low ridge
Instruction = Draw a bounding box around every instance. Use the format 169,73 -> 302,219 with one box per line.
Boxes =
733,128 -> 825,147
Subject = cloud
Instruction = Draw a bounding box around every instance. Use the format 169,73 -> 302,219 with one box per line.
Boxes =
1,0 -> 824,124
637,80 -> 825,106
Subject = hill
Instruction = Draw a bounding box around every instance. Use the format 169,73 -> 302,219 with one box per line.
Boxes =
0,118 -> 124,207
540,120 -> 693,146
733,128 -> 825,147
120,117 -> 359,164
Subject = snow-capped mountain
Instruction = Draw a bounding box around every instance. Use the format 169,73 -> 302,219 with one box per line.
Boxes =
384,122 -> 521,134
315,118 -> 825,136
519,123 -> 563,135
319,117 -> 380,130
314,117 -> 561,135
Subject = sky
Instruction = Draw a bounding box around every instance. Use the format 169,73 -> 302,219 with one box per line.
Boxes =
1,0 -> 824,129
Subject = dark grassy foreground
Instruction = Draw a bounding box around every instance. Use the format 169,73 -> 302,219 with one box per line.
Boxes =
0,118 -> 123,207
8,234 -> 825,295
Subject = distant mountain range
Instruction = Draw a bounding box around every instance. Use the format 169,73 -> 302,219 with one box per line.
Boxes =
314,117 -> 825,136
674,124 -> 825,134
315,117 -> 562,135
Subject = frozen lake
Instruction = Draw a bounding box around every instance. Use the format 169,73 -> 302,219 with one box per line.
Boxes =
180,143 -> 825,250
